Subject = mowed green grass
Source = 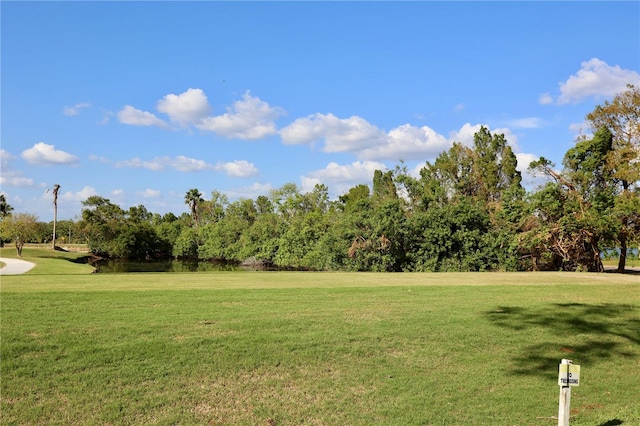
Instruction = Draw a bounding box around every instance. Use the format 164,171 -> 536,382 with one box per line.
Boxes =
602,257 -> 640,268
1,251 -> 639,425
0,247 -> 95,275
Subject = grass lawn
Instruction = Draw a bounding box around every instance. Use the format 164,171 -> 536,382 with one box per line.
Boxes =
1,250 -> 639,425
0,247 -> 95,275
602,258 -> 640,268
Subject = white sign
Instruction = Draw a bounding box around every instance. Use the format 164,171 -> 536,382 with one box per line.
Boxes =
558,363 -> 580,386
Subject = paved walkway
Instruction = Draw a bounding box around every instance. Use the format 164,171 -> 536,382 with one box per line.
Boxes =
0,257 -> 36,275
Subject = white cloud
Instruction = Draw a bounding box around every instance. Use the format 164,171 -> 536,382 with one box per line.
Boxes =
139,189 -> 162,199
115,155 -> 213,172
359,124 -> 450,161
115,155 -> 258,178
111,189 -> 124,196
115,157 -> 165,171
505,117 -> 545,129
299,176 -> 323,194
279,113 -> 335,146
449,122 -> 481,146
63,102 -> 91,116
538,93 -> 553,105
117,105 -> 170,129
62,186 -> 98,202
1,149 -> 15,167
280,113 -> 388,153
281,114 -> 526,163
301,160 -> 386,195
114,155 -> 258,177
197,91 -> 284,139
88,154 -> 111,164
99,110 -> 114,125
557,58 -> 640,104
171,156 -> 212,172
156,88 -> 211,126
224,182 -> 274,200
0,175 -> 34,187
306,160 -> 386,181
22,142 -> 80,166
214,160 -> 259,178
515,153 -> 539,173
453,103 -> 466,112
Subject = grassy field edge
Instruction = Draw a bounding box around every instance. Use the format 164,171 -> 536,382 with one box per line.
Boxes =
1,253 -> 638,425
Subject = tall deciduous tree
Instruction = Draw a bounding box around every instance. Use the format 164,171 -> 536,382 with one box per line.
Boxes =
416,127 -> 522,207
80,196 -> 126,257
306,183 -> 331,213
338,184 -> 370,212
409,127 -> 525,271
585,84 -> 640,272
199,190 -> 228,224
255,195 -> 274,215
80,197 -> 171,259
472,127 -> 523,203
270,182 -> 303,220
525,128 -> 617,271
372,170 -> 397,202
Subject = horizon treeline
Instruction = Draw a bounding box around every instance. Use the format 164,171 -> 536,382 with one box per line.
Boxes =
2,86 -> 638,272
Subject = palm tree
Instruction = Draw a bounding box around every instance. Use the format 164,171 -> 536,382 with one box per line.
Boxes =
51,184 -> 60,249
0,194 -> 14,218
184,188 -> 203,228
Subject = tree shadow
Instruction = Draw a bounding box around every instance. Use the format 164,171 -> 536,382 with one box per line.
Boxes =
485,303 -> 639,379
599,420 -> 623,426
604,267 -> 640,276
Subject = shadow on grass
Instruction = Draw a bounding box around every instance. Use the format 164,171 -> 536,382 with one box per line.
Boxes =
605,268 -> 640,276
599,420 -> 623,426
486,303 -> 639,379
65,255 -> 92,264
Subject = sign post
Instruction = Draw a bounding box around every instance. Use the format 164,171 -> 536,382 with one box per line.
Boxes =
558,359 -> 580,426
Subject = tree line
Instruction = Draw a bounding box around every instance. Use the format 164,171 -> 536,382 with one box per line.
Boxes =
2,86 -> 638,272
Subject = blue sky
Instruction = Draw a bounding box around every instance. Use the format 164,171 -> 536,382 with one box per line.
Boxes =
2,1 -> 639,221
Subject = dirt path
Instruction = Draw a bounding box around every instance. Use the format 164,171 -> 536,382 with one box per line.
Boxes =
0,257 -> 36,275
